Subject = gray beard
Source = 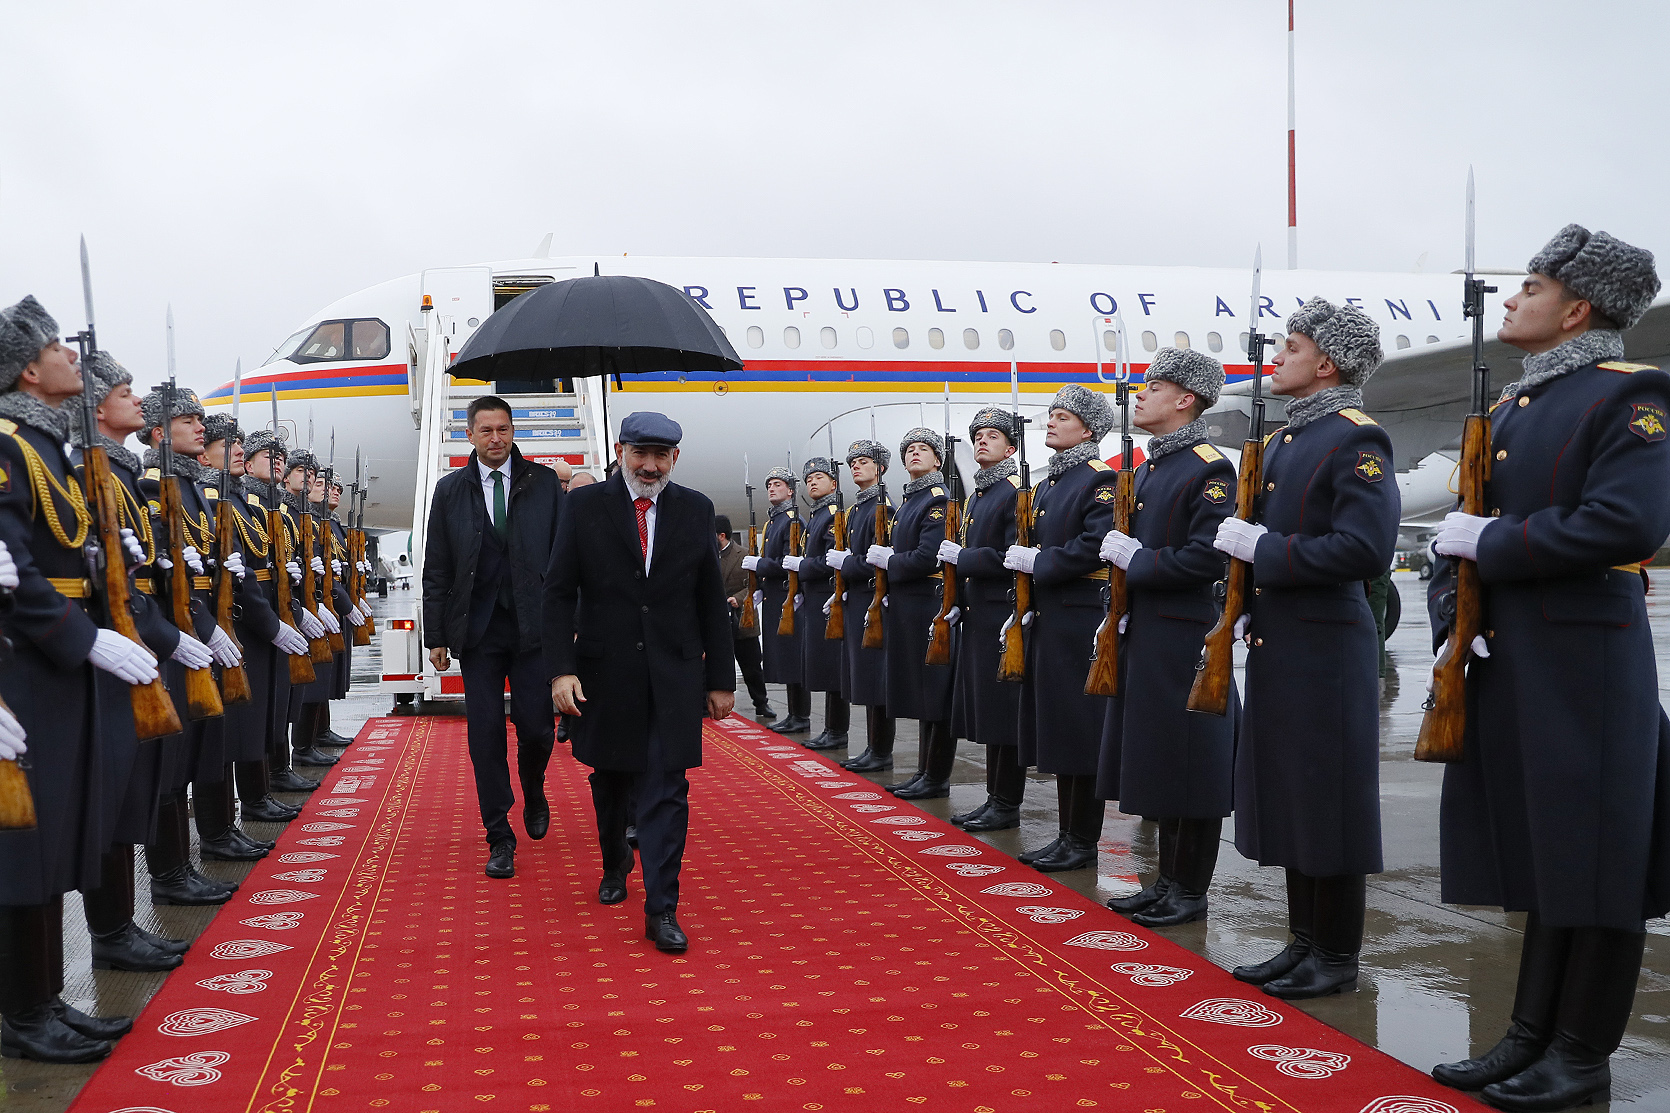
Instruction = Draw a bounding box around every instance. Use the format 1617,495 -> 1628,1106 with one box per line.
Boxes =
624,472 -> 670,500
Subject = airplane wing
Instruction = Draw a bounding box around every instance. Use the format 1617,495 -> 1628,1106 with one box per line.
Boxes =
1207,296 -> 1670,469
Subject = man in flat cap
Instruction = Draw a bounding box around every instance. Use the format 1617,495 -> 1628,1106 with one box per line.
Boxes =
941,407 -> 1026,831
744,466 -> 812,735
1004,384 -> 1119,872
545,412 -> 733,953
1217,298 -> 1399,1000
1095,349 -> 1238,927
1426,227 -> 1668,1109
793,457 -> 851,751
829,440 -> 895,772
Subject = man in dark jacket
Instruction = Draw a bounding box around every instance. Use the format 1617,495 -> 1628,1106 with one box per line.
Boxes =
422,396 -> 563,880
545,412 -> 735,954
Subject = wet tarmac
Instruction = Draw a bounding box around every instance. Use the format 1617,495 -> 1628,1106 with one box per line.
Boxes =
6,574 -> 1670,1110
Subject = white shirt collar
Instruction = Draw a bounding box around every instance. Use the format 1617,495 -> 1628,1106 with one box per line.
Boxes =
478,457 -> 511,482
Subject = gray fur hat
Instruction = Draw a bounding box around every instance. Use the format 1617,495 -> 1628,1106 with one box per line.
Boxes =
244,428 -> 286,464
202,413 -> 243,447
1049,383 -> 1114,441
801,456 -> 837,482
1286,297 -> 1383,386
285,448 -> 316,476
0,296 -> 60,392
845,439 -> 891,471
969,406 -> 1020,444
82,350 -> 133,407
764,465 -> 797,487
139,384 -> 207,442
1527,224 -> 1661,330
1145,347 -> 1225,406
899,426 -> 945,463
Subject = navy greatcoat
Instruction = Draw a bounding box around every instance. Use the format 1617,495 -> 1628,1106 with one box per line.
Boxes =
796,500 -> 845,694
756,501 -> 803,685
1096,441 -> 1238,817
838,490 -> 892,707
1018,456 -> 1118,776
1431,359 -> 1670,929
207,479 -> 285,764
884,481 -> 953,723
1236,409 -> 1399,878
951,472 -> 1022,746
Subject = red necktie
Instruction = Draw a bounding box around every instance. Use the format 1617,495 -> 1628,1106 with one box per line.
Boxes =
634,497 -> 652,560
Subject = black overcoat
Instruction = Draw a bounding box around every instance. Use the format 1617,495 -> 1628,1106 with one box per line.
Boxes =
1096,441 -> 1238,816
1430,359 -> 1670,929
207,479 -> 284,763
838,490 -> 891,707
951,473 -> 1022,746
1018,457 -> 1118,775
883,481 -> 953,722
244,481 -> 295,760
796,501 -> 845,694
542,475 -> 734,773
756,502 -> 803,685
1235,409 -> 1399,877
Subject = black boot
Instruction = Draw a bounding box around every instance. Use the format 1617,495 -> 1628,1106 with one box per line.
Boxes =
894,721 -> 955,800
1235,869 -> 1316,984
1031,832 -> 1098,872
775,684 -> 813,734
84,846 -> 184,972
239,760 -> 301,821
133,923 -> 190,956
1263,873 -> 1363,999
841,706 -> 895,772
268,732 -> 319,793
1479,926 -> 1643,1111
888,722 -> 932,796
0,905 -> 110,1063
91,922 -> 184,972
0,1004 -> 111,1063
243,794 -> 302,822
293,703 -> 339,766
1032,777 -> 1102,872
1133,817 -> 1220,928
316,701 -> 353,747
1110,817 -> 1179,915
948,748 -> 995,826
196,773 -> 272,860
804,693 -> 850,750
49,998 -> 131,1041
148,866 -> 232,906
147,798 -> 234,906
1433,913 -> 1572,1090
962,747 -> 1024,832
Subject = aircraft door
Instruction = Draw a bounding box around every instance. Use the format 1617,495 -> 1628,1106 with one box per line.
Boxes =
420,266 -> 494,379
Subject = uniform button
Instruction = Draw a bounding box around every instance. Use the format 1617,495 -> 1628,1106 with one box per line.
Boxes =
1254,588 -> 1262,595
636,642 -> 644,650
1283,434 -> 1293,442
1266,482 -> 1275,491
1491,509 -> 1502,517
1486,630 -> 1494,639
641,605 -> 649,613
1135,502 -> 1144,510
1495,449 -> 1508,461
1518,396 -> 1529,407
1253,637 -> 1263,647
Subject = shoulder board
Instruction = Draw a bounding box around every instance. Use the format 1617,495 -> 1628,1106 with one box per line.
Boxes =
930,486 -> 944,497
1007,473 -> 1022,488
1263,427 -> 1283,446
0,419 -> 14,435
1598,361 -> 1659,373
143,467 -> 160,480
204,487 -> 218,500
1192,443 -> 1224,463
1338,408 -> 1379,426
1086,458 -> 1111,471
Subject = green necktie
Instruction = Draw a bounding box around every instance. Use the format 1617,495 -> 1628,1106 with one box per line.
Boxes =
491,470 -> 507,540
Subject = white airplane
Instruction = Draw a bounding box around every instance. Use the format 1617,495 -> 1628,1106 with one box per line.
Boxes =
205,252 -> 1670,539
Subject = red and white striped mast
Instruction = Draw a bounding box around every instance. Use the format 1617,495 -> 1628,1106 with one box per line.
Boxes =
1286,0 -> 1298,269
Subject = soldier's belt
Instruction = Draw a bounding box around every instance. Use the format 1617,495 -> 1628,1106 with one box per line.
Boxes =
1083,568 -> 1110,581
1614,563 -> 1644,575
254,569 -> 272,581
192,576 -> 214,590
48,577 -> 93,598
134,581 -> 154,595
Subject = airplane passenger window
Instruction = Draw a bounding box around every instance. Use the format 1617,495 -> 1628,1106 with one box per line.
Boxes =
998,329 -> 1014,351
857,326 -> 875,349
821,327 -> 838,349
963,329 -> 979,350
1141,331 -> 1158,352
1396,335 -> 1411,350
1103,330 -> 1118,352
893,328 -> 910,349
1207,332 -> 1223,353
1426,335 -> 1439,344
1049,330 -> 1066,351
746,326 -> 764,348
1174,332 -> 1190,349
929,328 -> 945,350
784,326 -> 801,349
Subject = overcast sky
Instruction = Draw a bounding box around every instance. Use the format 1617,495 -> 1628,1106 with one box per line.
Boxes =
5,0 -> 1667,400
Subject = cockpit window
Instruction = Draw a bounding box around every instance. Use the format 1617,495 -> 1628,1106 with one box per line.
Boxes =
265,318 -> 391,365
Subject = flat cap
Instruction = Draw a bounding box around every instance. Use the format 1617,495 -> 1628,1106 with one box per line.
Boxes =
1145,347 -> 1226,406
618,410 -> 682,447
0,296 -> 60,392
139,384 -> 206,440
969,406 -> 1020,444
845,439 -> 891,471
82,350 -> 133,407
802,456 -> 838,481
202,413 -> 243,447
765,466 -> 797,486
244,428 -> 287,464
1528,223 -> 1661,331
1286,297 -> 1383,386
1049,383 -> 1114,441
899,427 -> 945,463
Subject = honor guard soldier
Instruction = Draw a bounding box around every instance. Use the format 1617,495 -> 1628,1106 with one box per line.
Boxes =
1427,227 -> 1667,1110
282,450 -> 337,768
940,407 -> 1026,831
830,440 -> 895,772
0,298 -> 158,1061
1095,348 -> 1237,927
325,477 -> 368,733
867,429 -> 956,799
743,467 -> 812,734
793,458 -> 850,751
1216,298 -> 1397,1000
1004,385 -> 1119,872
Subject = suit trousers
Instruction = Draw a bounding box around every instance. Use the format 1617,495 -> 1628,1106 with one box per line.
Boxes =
462,606 -> 556,847
733,635 -> 769,711
587,696 -> 690,916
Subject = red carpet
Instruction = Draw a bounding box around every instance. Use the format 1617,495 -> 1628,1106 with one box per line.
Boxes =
67,715 -> 1477,1113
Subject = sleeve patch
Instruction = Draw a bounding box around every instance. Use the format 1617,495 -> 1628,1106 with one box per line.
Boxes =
1339,408 -> 1379,426
1202,478 -> 1229,504
1354,452 -> 1386,482
1094,487 -> 1117,503
1628,403 -> 1667,441
1192,443 -> 1223,462
928,507 -> 945,521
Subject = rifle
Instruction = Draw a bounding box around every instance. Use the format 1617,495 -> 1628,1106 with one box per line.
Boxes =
319,427 -> 345,652
926,383 -> 960,666
161,307 -> 223,720
1086,315 -> 1134,696
997,362 -> 1032,682
778,515 -> 802,637
1417,170 -> 1494,764
211,358 -> 251,705
349,448 -> 372,646
739,457 -> 759,633
0,690 -> 33,829
71,238 -> 181,741
268,385 -> 315,684
862,491 -> 890,650
300,417 -> 331,663
1188,248 -> 1273,715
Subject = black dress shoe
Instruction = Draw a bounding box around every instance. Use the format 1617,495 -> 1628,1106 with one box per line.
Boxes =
1109,876 -> 1172,915
485,841 -> 515,879
892,777 -> 949,801
50,999 -> 132,1041
1261,947 -> 1358,999
133,923 -> 191,956
646,911 -> 689,953
1433,1023 -> 1551,1091
1017,834 -> 1064,866
0,1006 -> 112,1063
91,922 -> 185,972
269,769 -> 320,793
243,795 -> 301,822
1233,935 -> 1312,985
886,771 -> 926,795
292,746 -> 338,767
841,748 -> 893,773
1479,1045 -> 1611,1111
523,785 -> 550,840
150,866 -> 233,906
1131,886 -> 1209,928
961,804 -> 1020,832
626,825 -> 639,848
949,800 -> 990,827
1030,833 -> 1098,873
598,872 -> 628,905
316,729 -> 354,747
774,715 -> 812,734
199,831 -> 268,862
803,731 -> 848,751
754,704 -> 778,720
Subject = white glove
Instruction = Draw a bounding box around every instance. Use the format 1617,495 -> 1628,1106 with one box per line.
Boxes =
287,560 -> 303,585
1434,511 -> 1493,562
1003,545 -> 1039,574
359,560 -> 371,573
752,589 -> 762,607
118,528 -> 144,567
866,544 -> 895,570
89,629 -> 159,685
311,555 -> 326,576
826,548 -> 851,568
936,540 -> 962,565
1118,613 -> 1129,634
741,555 -> 761,572
170,632 -> 214,669
1099,530 -> 1141,570
0,539 -> 14,591
1234,614 -> 1251,642
0,704 -> 26,761
332,559 -> 343,576
297,607 -> 325,640
225,551 -> 246,581
316,604 -> 341,635
1214,519 -> 1267,563
206,625 -> 243,667
997,612 -> 1033,645
822,595 -> 834,616
346,603 -> 366,626
271,622 -> 309,656
793,593 -> 803,611
181,545 -> 204,575
156,555 -> 173,570
1426,636 -> 1492,693
783,555 -> 804,573
945,606 -> 960,626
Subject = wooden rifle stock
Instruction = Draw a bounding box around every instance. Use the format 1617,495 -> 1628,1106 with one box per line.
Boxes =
1415,412 -> 1490,762
321,519 -> 344,652
350,529 -> 372,646
213,499 -> 252,705
862,498 -> 889,650
1085,468 -> 1134,696
778,519 -> 801,637
161,474 -> 223,720
271,506 -> 316,684
996,484 -> 1033,682
300,514 -> 332,663
924,496 -> 961,666
82,448 -> 181,740
1187,436 -> 1264,715
0,693 -> 37,830
825,508 -> 847,640
739,526 -> 759,633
